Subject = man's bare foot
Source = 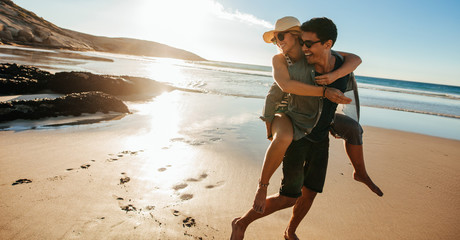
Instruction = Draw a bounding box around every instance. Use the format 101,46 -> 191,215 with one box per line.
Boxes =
354,171 -> 383,197
231,217 -> 246,240
284,227 -> 300,240
252,187 -> 267,213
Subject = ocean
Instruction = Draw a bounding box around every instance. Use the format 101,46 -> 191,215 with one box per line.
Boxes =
1,45 -> 460,140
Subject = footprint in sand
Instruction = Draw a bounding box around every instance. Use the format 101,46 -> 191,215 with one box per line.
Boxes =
186,173 -> 208,182
180,194 -> 193,201
80,164 -> 91,169
120,150 -> 140,156
205,181 -> 225,189
187,140 -> 206,146
170,138 -> 185,142
121,204 -> 137,212
182,217 -> 196,227
47,175 -> 66,181
12,179 -> 32,186
173,183 -> 188,191
120,176 -> 130,184
158,165 -> 172,172
112,195 -> 124,201
145,205 -> 155,211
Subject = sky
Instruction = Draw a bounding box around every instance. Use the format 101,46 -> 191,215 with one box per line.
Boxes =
12,0 -> 460,86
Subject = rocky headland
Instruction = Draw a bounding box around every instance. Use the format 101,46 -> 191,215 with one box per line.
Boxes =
0,0 -> 205,61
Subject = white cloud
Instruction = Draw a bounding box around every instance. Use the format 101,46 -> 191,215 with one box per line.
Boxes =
207,1 -> 274,29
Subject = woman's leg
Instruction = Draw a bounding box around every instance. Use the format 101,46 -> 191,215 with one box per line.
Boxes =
231,193 -> 298,240
253,113 -> 293,213
331,114 -> 383,196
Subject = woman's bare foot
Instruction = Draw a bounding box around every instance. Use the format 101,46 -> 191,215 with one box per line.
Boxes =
231,217 -> 246,240
252,187 -> 267,213
353,171 -> 383,196
284,227 -> 300,240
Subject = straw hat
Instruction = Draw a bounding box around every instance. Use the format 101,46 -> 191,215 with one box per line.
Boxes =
263,16 -> 301,43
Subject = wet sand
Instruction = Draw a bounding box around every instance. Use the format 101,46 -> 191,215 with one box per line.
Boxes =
0,91 -> 459,239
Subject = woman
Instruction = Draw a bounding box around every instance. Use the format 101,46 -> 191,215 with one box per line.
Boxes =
253,16 -> 382,216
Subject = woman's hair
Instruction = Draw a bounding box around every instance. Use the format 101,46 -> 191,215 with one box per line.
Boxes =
288,30 -> 301,38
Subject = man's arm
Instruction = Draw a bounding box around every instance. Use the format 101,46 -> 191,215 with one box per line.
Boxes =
315,51 -> 362,85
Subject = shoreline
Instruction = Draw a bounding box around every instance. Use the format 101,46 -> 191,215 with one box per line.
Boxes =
1,91 -> 459,239
1,92 -> 460,141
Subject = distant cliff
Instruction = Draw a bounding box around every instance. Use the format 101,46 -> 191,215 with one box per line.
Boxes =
0,0 -> 205,61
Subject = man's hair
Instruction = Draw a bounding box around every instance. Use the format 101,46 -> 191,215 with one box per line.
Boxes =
300,17 -> 337,47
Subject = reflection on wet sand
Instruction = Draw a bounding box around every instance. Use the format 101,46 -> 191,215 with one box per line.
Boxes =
0,45 -> 113,72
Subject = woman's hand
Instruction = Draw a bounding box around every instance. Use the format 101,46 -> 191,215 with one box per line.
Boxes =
315,72 -> 338,85
265,121 -> 273,141
325,87 -> 352,104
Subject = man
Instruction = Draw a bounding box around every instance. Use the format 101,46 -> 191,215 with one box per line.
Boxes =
231,17 -> 350,240
283,17 -> 350,239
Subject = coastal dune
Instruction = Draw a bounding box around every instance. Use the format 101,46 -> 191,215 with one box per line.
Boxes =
1,91 -> 459,239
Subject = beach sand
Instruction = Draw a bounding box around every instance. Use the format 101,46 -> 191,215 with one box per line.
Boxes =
1,91 -> 459,240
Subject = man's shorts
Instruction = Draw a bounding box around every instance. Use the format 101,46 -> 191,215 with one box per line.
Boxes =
279,137 -> 329,198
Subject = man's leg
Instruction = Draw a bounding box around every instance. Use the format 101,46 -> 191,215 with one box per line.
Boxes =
284,186 -> 317,240
345,142 -> 383,197
283,137 -> 329,239
231,193 -> 297,240
332,114 -> 383,196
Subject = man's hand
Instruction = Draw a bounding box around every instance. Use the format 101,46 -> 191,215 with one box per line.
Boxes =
325,87 -> 352,104
315,72 -> 338,85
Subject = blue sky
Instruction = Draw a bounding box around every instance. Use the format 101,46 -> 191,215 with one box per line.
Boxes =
13,0 -> 460,86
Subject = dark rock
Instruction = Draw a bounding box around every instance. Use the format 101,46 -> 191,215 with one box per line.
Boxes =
0,63 -> 175,96
49,72 -> 174,95
0,91 -> 130,122
0,63 -> 51,94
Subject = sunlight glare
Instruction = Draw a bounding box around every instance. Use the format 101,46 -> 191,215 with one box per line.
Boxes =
142,59 -> 191,87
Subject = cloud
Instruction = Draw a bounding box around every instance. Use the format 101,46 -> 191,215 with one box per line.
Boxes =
208,1 -> 274,29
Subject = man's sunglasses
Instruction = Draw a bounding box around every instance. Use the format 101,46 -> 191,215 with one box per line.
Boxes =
271,31 -> 290,44
298,39 -> 322,48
